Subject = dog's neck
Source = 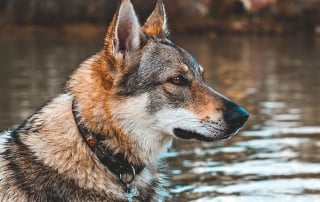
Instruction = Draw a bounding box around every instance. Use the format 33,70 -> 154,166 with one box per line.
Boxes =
67,55 -> 172,168
71,99 -> 145,180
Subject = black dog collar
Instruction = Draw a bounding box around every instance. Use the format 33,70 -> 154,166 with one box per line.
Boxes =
71,99 -> 145,184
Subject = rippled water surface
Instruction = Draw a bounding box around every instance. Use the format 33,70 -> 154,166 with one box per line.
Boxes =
0,33 -> 320,201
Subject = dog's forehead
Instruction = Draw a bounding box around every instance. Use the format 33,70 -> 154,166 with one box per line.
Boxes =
140,38 -> 202,78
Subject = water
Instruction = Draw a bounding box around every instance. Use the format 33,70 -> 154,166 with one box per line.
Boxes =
0,33 -> 320,201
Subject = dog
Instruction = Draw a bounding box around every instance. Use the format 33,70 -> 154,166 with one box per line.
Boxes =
0,0 -> 248,201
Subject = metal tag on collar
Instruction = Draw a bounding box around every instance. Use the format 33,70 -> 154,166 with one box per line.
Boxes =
124,186 -> 139,202
119,166 -> 139,202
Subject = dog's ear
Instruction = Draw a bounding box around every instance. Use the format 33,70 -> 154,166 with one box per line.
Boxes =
142,0 -> 169,37
104,0 -> 140,61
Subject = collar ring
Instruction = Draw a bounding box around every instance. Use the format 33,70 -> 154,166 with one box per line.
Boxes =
119,165 -> 136,185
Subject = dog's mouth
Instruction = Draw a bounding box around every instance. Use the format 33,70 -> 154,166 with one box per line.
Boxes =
173,128 -> 230,142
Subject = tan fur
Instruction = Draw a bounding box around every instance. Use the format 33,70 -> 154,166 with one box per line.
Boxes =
187,82 -> 224,119
143,0 -> 168,36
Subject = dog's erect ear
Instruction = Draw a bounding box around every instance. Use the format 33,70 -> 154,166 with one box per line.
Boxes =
142,0 -> 168,37
105,0 -> 140,60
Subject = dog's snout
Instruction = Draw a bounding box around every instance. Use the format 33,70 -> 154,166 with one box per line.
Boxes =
224,106 -> 249,134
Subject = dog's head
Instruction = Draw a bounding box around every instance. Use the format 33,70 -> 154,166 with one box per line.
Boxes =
84,0 -> 249,144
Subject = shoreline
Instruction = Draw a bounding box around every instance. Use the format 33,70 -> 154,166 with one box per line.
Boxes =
0,19 -> 318,37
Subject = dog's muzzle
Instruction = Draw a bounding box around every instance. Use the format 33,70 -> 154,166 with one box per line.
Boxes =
173,104 -> 249,142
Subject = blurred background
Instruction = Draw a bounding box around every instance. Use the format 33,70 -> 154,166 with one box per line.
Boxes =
1,0 -> 320,34
0,0 -> 320,201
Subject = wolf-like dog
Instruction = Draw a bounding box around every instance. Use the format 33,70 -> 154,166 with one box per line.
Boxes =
0,0 -> 248,201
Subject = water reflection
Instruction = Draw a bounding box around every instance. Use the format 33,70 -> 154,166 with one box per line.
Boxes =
0,33 -> 320,201
171,35 -> 320,201
0,34 -> 103,128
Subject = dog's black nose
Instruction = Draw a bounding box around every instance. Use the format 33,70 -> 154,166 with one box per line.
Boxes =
224,106 -> 249,134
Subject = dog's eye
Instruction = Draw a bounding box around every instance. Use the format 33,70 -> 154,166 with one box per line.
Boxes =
169,75 -> 189,86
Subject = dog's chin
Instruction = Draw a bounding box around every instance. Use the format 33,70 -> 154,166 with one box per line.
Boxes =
173,128 -> 231,142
